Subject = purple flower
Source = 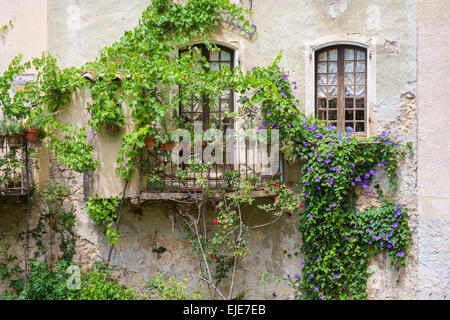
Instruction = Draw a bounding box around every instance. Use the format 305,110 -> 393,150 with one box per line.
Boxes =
308,214 -> 314,219
314,286 -> 319,291
396,204 -> 402,210
283,74 -> 290,80
364,173 -> 370,179
372,234 -> 377,239
317,157 -> 323,162
332,202 -> 337,207
324,159 -> 330,164
334,274 -> 339,279
351,182 -> 355,186
398,252 -> 405,257
304,181 -> 310,186
345,236 -> 349,240
315,176 -> 321,182
355,177 -> 361,182
308,274 -> 312,279
294,274 -> 301,279
326,207 -> 330,212
281,92 -> 287,99
393,222 -> 399,228
307,167 -> 314,171
370,169 -> 376,176
367,228 -> 371,232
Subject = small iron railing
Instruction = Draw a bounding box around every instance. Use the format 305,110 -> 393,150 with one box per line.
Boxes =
0,135 -> 32,196
140,141 -> 282,194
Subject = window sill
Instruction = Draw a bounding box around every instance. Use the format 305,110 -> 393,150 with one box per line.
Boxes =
138,190 -> 277,202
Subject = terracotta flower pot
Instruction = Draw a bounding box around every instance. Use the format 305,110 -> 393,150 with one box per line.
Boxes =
144,136 -> 157,149
7,134 -> 23,146
25,128 -> 40,143
160,142 -> 176,151
104,122 -> 121,135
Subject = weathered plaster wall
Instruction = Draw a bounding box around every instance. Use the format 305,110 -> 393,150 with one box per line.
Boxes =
417,0 -> 450,299
0,0 -> 47,73
0,0 -> 432,300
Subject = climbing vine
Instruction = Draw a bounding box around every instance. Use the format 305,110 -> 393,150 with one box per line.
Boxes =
0,0 -> 412,300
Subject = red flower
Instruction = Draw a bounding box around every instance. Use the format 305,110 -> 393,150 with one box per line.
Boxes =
274,196 -> 278,201
211,254 -> 216,259
275,183 -> 280,187
299,203 -> 304,208
183,75 -> 186,78
286,185 -> 291,189
213,219 -> 219,225
219,72 -> 222,75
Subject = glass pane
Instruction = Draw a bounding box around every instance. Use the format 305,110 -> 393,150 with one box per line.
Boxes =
345,123 -> 354,133
318,62 -> 327,73
329,110 -> 337,120
329,49 -> 338,61
328,62 -> 337,73
355,73 -> 365,84
318,98 -> 327,108
318,75 -> 327,85
221,103 -> 231,112
221,89 -> 231,98
345,98 -> 354,108
328,86 -> 338,96
345,74 -> 354,85
318,52 -> 327,61
193,102 -> 202,112
220,50 -> 231,60
318,86 -> 327,97
345,61 -> 354,72
210,62 -> 220,71
345,110 -> 354,121
356,50 -> 366,60
329,98 -> 337,109
355,86 -> 365,96
210,50 -> 219,61
210,102 -> 220,112
318,110 -> 327,120
356,61 -> 365,72
345,49 -> 354,60
356,98 -> 365,108
221,62 -> 231,70
356,122 -> 365,132
328,74 -> 337,85
345,86 -> 354,96
356,110 -> 365,120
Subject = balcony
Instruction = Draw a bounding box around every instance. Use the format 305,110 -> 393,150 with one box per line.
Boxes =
0,135 -> 32,196
139,140 -> 282,200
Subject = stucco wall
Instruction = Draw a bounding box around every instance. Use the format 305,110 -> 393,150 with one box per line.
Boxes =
1,0 -> 445,300
417,0 -> 450,299
0,0 -> 47,74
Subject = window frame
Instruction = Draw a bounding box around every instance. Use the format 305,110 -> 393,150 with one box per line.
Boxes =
315,45 -> 368,136
178,43 -> 235,132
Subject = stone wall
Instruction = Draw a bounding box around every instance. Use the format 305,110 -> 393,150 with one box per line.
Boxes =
1,0 -> 448,300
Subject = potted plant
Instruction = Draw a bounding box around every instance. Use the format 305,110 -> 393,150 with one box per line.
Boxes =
157,121 -> 176,151
0,120 -> 8,147
5,119 -> 25,146
144,124 -> 160,150
25,109 -> 52,143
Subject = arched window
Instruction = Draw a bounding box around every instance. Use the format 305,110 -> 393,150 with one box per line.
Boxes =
315,45 -> 367,134
179,44 -> 235,132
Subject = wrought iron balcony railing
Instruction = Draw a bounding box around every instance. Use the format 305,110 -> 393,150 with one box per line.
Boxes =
139,141 -> 282,196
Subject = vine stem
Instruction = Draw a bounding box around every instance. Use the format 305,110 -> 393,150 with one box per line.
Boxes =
23,143 -> 30,290
107,179 -> 129,263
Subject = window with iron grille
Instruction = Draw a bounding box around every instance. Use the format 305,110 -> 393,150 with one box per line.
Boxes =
179,44 -> 235,132
315,45 -> 367,135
